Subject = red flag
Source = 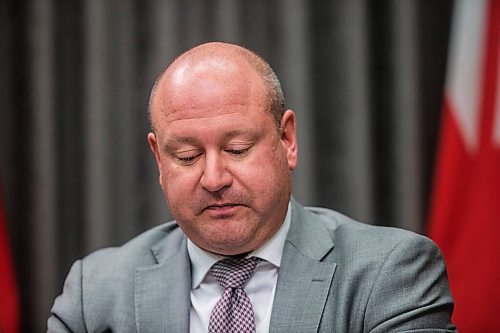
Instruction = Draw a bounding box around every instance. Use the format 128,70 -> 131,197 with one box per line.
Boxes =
0,189 -> 19,333
428,0 -> 500,331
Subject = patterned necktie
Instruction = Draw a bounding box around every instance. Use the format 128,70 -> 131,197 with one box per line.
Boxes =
208,256 -> 262,333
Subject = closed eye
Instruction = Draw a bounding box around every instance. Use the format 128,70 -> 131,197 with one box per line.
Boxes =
175,152 -> 203,165
225,147 -> 251,157
228,149 -> 245,155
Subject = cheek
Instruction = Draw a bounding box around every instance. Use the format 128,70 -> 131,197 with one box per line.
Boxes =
160,161 -> 199,201
236,144 -> 289,192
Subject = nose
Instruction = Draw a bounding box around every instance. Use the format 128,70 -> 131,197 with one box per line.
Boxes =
200,151 -> 233,192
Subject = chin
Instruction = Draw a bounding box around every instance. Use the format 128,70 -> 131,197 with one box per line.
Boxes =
203,234 -> 258,255
187,216 -> 263,254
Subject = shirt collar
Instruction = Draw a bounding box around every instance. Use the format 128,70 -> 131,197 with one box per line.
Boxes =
188,201 -> 292,289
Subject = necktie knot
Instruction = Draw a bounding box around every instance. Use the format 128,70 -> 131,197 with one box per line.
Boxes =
210,257 -> 261,289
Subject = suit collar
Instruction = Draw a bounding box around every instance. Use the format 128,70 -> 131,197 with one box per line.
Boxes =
286,198 -> 335,260
270,199 -> 337,332
135,227 -> 191,333
134,200 -> 337,332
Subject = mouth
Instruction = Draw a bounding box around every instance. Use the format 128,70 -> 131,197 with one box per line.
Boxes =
205,203 -> 241,210
202,203 -> 244,216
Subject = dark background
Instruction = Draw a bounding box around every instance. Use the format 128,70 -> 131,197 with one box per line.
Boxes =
0,1 -> 453,331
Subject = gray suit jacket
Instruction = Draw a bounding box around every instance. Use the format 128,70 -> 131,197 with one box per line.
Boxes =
48,200 -> 456,332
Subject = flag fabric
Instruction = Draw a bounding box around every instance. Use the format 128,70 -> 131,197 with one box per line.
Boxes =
428,0 -> 500,331
0,188 -> 19,333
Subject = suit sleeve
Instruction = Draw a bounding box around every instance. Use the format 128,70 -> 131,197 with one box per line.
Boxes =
47,260 -> 87,333
364,234 -> 457,332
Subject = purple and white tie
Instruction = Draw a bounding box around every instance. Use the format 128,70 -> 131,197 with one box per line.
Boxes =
208,257 -> 261,333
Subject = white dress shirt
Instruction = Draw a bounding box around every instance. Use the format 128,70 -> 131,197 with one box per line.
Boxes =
188,202 -> 291,333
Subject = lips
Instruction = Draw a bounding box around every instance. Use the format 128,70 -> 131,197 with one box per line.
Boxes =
199,203 -> 247,218
194,193 -> 250,216
204,203 -> 241,211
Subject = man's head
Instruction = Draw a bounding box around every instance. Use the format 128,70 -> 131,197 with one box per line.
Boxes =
147,42 -> 297,256
148,42 -> 286,131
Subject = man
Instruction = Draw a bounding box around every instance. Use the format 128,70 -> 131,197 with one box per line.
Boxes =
48,42 -> 456,332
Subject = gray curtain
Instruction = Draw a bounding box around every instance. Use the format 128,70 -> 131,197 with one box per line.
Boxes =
0,0 -> 452,331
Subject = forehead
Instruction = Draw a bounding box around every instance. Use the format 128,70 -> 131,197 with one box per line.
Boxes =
151,57 -> 269,125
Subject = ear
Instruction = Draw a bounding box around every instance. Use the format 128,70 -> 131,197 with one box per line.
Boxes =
279,109 -> 298,170
147,132 -> 165,188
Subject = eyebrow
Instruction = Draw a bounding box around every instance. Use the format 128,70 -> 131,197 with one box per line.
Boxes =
170,129 -> 254,143
162,137 -> 198,152
221,129 -> 253,139
167,136 -> 198,144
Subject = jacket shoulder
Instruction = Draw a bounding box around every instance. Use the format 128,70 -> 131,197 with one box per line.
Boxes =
49,221 -> 185,331
302,206 -> 455,331
304,206 -> 437,257
83,221 -> 181,268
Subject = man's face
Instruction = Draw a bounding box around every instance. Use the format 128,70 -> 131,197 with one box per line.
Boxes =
148,58 -> 297,255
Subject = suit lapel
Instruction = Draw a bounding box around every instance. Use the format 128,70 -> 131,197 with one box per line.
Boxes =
133,201 -> 336,332
135,233 -> 191,333
269,200 -> 337,333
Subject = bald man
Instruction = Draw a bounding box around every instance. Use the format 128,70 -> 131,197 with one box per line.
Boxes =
48,42 -> 456,332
